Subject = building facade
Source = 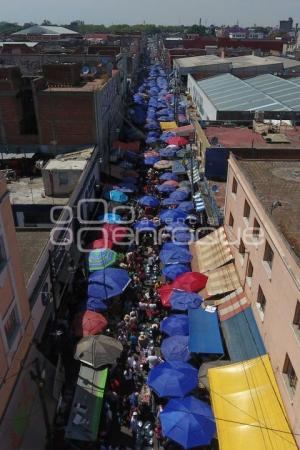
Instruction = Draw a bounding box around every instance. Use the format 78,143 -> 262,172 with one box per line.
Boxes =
224,151 -> 300,445
0,175 -> 34,433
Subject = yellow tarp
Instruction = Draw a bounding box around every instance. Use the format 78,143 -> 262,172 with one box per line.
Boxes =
160,121 -> 177,130
208,355 -> 297,450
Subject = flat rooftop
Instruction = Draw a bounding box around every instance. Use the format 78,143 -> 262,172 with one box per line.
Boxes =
205,124 -> 300,149
44,76 -> 109,92
236,157 -> 300,259
8,176 -> 69,205
16,230 -> 49,283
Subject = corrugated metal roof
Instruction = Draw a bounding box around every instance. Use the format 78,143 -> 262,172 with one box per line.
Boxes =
197,73 -> 290,112
13,25 -> 78,35
245,73 -> 300,110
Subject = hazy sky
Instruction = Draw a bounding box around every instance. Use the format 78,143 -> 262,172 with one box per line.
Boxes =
1,0 -> 300,27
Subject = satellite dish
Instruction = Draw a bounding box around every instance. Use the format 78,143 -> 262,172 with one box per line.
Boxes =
90,66 -> 97,76
81,66 -> 90,76
99,56 -> 109,65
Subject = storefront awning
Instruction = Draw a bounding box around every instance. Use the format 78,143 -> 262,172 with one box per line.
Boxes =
160,121 -> 177,130
172,124 -> 195,137
220,304 -> 266,362
188,308 -> 224,354
217,287 -> 250,321
200,263 -> 241,299
208,355 -> 297,450
190,227 -> 233,273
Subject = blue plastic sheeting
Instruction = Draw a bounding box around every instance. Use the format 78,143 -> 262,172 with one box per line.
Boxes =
188,309 -> 224,354
221,306 -> 266,362
205,147 -> 230,181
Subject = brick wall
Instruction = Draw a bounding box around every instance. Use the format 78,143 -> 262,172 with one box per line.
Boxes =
36,92 -> 96,146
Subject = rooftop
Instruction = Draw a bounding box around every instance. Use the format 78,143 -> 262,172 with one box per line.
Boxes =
44,75 -> 109,92
235,156 -> 300,259
175,54 -> 226,68
246,74 -> 300,110
13,25 -> 79,36
16,229 -> 49,283
8,176 -> 69,205
44,159 -> 87,171
204,124 -> 300,149
197,74 -> 289,112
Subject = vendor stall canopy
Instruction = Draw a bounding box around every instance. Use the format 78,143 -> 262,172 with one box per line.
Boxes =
208,355 -> 298,450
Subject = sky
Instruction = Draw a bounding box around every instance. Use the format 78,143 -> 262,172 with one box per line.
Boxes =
0,0 -> 300,27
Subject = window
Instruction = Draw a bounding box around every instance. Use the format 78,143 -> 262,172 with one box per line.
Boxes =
4,306 -> 20,349
293,301 -> 300,340
229,212 -> 234,228
243,199 -> 250,222
246,260 -> 253,286
239,239 -> 246,259
256,286 -> 266,318
263,241 -> 274,271
253,218 -> 260,240
58,172 -> 68,186
283,354 -> 298,396
0,235 -> 7,273
232,177 -> 237,194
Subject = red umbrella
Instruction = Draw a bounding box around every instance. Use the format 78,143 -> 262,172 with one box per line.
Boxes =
157,285 -> 173,307
162,180 -> 179,187
102,224 -> 128,243
171,272 -> 208,292
87,238 -> 114,250
72,310 -> 108,337
167,136 -> 188,147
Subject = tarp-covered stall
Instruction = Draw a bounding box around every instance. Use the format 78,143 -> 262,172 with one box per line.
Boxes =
208,355 -> 297,450
188,308 -> 224,354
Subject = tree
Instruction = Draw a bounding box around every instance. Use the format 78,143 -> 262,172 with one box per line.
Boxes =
41,20 -> 53,26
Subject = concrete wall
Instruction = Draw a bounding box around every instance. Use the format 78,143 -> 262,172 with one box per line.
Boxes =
224,157 -> 300,445
187,74 -> 217,120
42,168 -> 83,197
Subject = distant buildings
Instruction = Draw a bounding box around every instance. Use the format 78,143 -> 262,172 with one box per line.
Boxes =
12,25 -> 81,41
224,150 -> 300,445
279,17 -> 294,33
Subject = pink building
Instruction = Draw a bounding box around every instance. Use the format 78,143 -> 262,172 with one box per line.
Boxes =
0,175 -> 33,419
224,150 -> 300,444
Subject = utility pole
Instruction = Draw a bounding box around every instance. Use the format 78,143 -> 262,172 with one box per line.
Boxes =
30,359 -> 54,450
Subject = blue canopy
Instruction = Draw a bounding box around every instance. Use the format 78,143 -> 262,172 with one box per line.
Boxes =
160,396 -> 216,449
161,335 -> 190,362
170,291 -> 203,311
98,213 -> 122,224
86,297 -> 108,312
163,264 -> 190,281
145,122 -> 160,130
159,172 -> 178,181
138,195 -> 160,208
173,229 -> 195,243
161,198 -> 180,207
104,189 -> 128,204
170,190 -> 189,202
165,222 -> 189,231
162,242 -> 189,252
147,361 -> 198,398
160,131 -> 176,142
160,314 -> 189,336
177,201 -> 194,213
134,219 -> 158,231
159,148 -> 177,158
144,156 -> 160,166
221,305 -> 266,362
159,247 -> 192,265
159,209 -> 188,223
156,184 -> 177,194
188,308 -> 224,354
88,268 -> 131,300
